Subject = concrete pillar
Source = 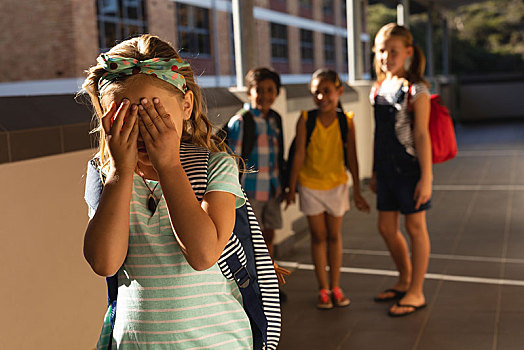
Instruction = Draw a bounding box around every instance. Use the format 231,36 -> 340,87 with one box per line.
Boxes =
426,2 -> 434,78
346,0 -> 363,83
232,0 -> 256,88
397,0 -> 410,28
442,14 -> 450,75
211,0 -> 220,86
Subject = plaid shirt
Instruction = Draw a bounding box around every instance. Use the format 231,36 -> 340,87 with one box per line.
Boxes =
227,103 -> 282,201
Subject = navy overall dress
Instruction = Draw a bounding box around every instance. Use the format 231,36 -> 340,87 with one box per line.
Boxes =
373,85 -> 431,214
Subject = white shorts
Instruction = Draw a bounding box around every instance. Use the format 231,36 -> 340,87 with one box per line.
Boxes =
298,183 -> 350,217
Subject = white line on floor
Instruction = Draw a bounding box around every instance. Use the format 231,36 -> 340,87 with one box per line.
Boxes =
456,150 -> 524,157
276,261 -> 524,287
341,248 -> 524,264
433,185 -> 524,191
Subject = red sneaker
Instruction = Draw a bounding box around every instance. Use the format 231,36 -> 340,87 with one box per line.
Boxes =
332,287 -> 351,307
317,289 -> 333,309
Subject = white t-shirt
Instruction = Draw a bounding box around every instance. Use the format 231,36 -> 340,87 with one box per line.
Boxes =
370,80 -> 430,156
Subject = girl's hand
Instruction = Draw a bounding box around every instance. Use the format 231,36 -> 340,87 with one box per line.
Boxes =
284,189 -> 296,210
369,172 -> 377,194
353,190 -> 370,213
414,177 -> 432,210
101,99 -> 139,174
137,98 -> 181,171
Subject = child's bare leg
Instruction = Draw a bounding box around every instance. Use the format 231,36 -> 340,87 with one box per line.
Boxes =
262,229 -> 275,257
390,212 -> 429,310
325,214 -> 344,288
377,211 -> 411,298
307,213 -> 329,290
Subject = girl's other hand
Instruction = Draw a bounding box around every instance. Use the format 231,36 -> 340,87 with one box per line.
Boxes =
353,191 -> 370,213
101,99 -> 139,174
137,98 -> 181,171
284,190 -> 296,210
414,178 -> 432,210
369,172 -> 377,194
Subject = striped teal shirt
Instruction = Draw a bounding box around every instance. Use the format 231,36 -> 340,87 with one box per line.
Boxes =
96,152 -> 252,349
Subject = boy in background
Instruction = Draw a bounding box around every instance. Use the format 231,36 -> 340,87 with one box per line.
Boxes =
225,67 -> 288,300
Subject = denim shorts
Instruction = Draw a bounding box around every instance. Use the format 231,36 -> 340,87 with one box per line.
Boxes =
376,173 -> 431,214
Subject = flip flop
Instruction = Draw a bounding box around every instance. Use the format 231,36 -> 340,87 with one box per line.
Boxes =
388,302 -> 427,317
374,289 -> 407,302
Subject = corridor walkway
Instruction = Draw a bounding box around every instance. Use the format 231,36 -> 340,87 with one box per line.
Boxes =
276,121 -> 524,350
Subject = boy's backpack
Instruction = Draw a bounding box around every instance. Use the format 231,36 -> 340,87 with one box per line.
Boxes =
372,82 -> 458,164
282,109 -> 351,189
84,143 -> 281,350
222,108 -> 285,181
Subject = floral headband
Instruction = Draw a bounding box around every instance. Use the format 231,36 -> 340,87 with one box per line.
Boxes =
97,54 -> 190,94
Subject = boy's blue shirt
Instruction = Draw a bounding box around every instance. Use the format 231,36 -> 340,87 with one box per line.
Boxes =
227,103 -> 282,201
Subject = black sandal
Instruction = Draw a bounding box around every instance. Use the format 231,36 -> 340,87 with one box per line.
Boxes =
373,289 -> 407,302
388,302 -> 427,317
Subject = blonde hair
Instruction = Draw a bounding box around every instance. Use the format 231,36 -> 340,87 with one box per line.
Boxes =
373,23 -> 428,85
81,34 -> 227,172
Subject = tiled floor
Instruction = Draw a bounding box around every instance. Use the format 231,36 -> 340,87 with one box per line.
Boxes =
276,121 -> 524,350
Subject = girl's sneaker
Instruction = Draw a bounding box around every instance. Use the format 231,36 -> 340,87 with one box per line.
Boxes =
332,287 -> 351,307
317,289 -> 333,309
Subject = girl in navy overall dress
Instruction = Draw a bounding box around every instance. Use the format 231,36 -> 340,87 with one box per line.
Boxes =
370,23 -> 433,317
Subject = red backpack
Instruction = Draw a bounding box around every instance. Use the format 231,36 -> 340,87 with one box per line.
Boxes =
426,94 -> 457,163
407,87 -> 458,163
372,82 -> 458,164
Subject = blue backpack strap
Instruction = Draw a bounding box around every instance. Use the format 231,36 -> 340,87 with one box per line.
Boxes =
225,204 -> 268,347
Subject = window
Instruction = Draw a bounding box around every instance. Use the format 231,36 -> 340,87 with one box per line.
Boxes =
322,0 -> 334,15
300,29 -> 314,62
176,4 -> 211,57
97,0 -> 148,51
341,0 -> 347,18
299,0 -> 312,9
270,23 -> 288,61
324,34 -> 335,63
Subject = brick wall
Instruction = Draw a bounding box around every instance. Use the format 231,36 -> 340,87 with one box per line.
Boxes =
216,10 -> 233,76
72,0 -> 99,78
147,0 -> 177,47
0,0 -> 78,81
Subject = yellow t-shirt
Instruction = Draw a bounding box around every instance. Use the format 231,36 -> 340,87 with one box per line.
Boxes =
299,110 -> 354,190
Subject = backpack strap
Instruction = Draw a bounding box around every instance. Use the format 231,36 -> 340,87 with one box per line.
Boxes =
337,110 -> 350,169
240,109 -> 256,161
305,110 -> 317,147
406,84 -> 414,112
272,111 -> 286,187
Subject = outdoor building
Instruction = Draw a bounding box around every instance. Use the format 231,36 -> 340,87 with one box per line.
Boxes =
0,0 -> 371,85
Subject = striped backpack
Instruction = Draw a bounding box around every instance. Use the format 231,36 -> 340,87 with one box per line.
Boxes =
84,143 -> 281,350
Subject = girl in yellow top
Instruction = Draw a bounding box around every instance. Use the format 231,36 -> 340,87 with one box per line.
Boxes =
286,69 -> 370,309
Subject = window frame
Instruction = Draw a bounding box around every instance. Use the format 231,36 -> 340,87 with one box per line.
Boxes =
97,0 -> 148,52
176,4 -> 212,58
324,33 -> 336,64
270,23 -> 288,62
300,29 -> 314,63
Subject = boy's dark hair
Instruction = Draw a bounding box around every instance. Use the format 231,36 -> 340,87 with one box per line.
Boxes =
245,67 -> 281,95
